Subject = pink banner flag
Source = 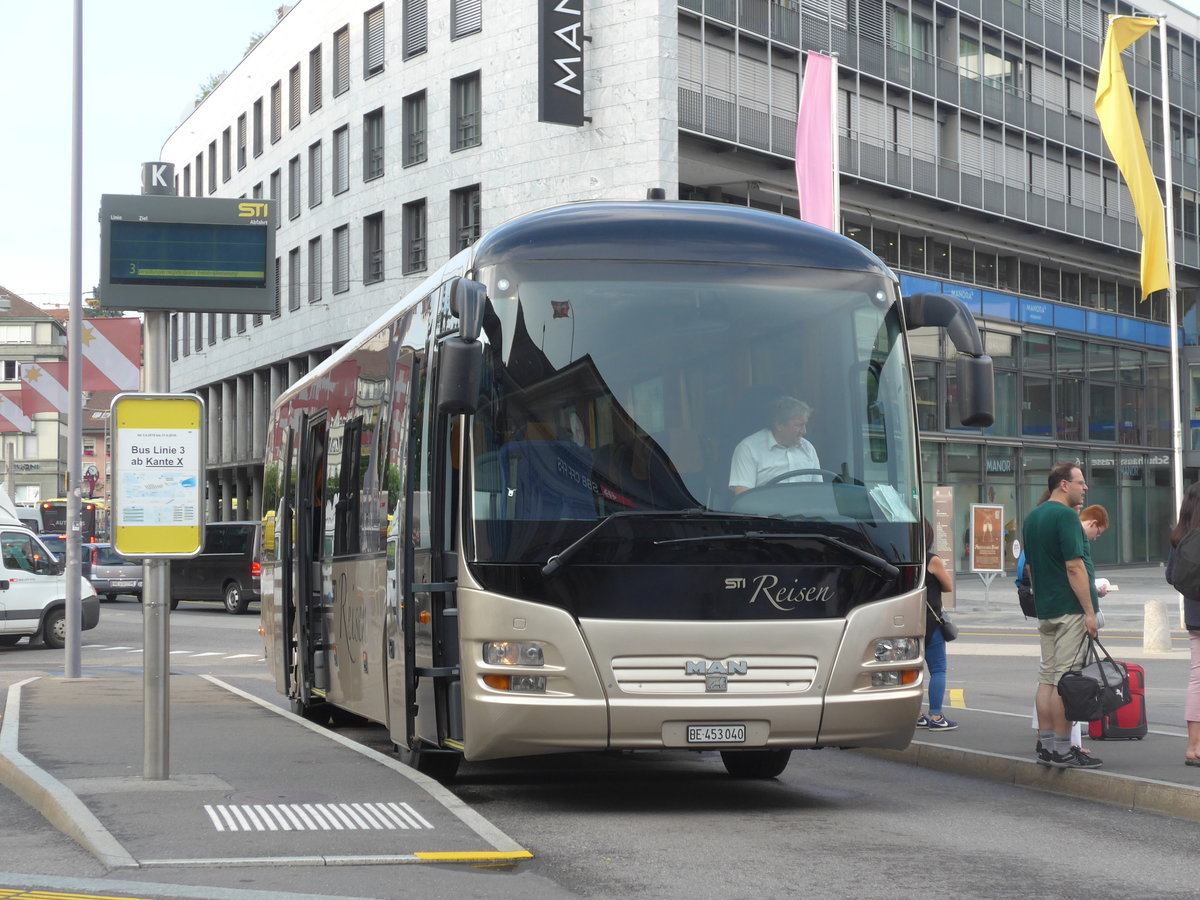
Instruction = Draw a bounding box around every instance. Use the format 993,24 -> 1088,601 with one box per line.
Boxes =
795,51 -> 836,231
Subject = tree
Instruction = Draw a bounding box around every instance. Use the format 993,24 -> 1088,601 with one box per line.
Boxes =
196,71 -> 228,104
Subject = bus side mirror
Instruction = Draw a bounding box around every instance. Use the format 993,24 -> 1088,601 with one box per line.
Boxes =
902,292 -> 995,428
450,278 -> 487,341
437,338 -> 483,415
956,355 -> 995,427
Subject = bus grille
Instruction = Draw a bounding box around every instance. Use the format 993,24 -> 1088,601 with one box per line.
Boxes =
610,655 -> 818,694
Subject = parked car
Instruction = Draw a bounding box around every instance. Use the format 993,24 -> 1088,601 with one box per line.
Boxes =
170,521 -> 261,614
0,528 -> 98,650
81,542 -> 142,602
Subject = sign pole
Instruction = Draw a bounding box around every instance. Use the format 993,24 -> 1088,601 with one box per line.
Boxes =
139,161 -> 176,781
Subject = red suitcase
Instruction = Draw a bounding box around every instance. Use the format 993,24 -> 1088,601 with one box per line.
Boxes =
1088,661 -> 1147,740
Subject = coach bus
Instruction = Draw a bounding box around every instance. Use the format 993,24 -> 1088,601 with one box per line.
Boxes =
260,197 -> 993,781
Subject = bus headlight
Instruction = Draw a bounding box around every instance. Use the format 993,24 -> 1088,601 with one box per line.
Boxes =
873,637 -> 920,662
870,670 -> 921,687
484,641 -> 545,666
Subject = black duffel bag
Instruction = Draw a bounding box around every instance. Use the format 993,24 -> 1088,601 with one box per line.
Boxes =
1057,635 -> 1129,723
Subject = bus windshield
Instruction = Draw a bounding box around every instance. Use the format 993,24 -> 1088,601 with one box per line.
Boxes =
469,259 -> 921,578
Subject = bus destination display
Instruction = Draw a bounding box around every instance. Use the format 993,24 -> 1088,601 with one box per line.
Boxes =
110,220 -> 267,289
99,194 -> 276,313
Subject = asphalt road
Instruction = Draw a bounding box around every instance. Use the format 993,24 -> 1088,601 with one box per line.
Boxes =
1,602 -> 1198,900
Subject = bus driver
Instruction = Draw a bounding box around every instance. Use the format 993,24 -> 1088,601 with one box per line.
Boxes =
729,397 -> 821,495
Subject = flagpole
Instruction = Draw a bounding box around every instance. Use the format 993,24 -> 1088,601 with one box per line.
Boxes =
830,53 -> 840,231
1159,17 -> 1184,525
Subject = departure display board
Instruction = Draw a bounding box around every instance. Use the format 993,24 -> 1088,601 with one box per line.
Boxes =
99,194 -> 275,313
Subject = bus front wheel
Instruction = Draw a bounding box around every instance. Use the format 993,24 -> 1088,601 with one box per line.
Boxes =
720,748 -> 792,779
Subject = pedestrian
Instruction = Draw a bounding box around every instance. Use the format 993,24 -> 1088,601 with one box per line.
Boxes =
1022,462 -> 1103,769
917,520 -> 957,731
1167,482 -> 1200,766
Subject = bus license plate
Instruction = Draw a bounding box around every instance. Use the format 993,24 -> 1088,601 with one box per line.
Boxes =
686,724 -> 746,744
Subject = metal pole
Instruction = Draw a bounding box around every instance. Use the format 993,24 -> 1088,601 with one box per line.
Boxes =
65,0 -> 84,679
143,312 -> 171,779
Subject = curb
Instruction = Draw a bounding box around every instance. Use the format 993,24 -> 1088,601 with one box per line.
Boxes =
0,677 -> 138,869
862,740 -> 1200,822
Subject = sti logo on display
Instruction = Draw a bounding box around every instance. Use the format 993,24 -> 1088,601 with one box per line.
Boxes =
538,0 -> 585,126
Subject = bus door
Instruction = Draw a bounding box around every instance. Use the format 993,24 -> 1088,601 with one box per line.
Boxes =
292,413 -> 329,715
276,427 -> 296,699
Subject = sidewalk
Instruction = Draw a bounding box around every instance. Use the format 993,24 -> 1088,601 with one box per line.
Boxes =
0,670 -> 531,869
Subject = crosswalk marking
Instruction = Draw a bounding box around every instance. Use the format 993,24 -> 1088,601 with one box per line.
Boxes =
204,801 -> 434,832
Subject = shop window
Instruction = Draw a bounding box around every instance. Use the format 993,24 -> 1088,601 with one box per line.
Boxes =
1056,377 -> 1083,442
1088,383 -> 1116,442
1022,375 -> 1053,438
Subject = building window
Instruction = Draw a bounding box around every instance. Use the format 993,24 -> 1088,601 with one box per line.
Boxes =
333,25 -> 350,95
270,81 -> 282,143
221,314 -> 231,340
194,313 -> 203,352
364,5 -> 385,78
403,199 -> 426,274
222,127 -> 232,182
237,113 -> 247,169
270,169 -> 281,229
204,141 -> 215,193
403,90 -> 426,166
451,0 -> 482,39
195,152 -> 204,194
208,313 -> 217,346
181,311 -> 190,357
289,248 -> 301,311
364,212 -> 384,284
333,224 -> 350,293
183,163 -> 191,197
288,155 -> 301,219
273,256 -> 282,319
0,325 -> 32,344
253,98 -> 264,157
309,236 -> 322,303
309,45 -> 323,113
252,181 -> 263,199
237,314 -> 247,334
364,108 -> 384,180
309,141 -> 322,207
451,184 -> 481,252
171,314 -> 178,361
333,125 -> 350,194
289,64 -> 302,130
403,0 -> 427,58
451,72 -> 480,151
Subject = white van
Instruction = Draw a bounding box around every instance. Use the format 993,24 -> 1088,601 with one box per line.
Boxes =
0,486 -> 99,650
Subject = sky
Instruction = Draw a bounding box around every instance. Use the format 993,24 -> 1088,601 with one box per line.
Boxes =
7,1 -> 1200,312
0,1 -> 283,310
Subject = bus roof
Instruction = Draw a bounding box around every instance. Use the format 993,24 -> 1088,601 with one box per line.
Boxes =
473,200 -> 897,276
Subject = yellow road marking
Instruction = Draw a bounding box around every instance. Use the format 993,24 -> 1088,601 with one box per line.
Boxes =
0,891 -> 159,900
414,850 -> 533,862
949,688 -> 966,709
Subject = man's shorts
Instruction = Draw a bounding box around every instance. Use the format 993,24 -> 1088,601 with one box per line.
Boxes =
1037,613 -> 1088,685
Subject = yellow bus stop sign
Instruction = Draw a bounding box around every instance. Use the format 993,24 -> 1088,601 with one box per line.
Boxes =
111,393 -> 206,557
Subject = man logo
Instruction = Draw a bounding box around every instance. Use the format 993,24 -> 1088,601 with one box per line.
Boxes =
238,202 -> 269,218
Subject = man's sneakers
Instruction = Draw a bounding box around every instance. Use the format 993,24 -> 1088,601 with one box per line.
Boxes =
1037,742 -> 1103,769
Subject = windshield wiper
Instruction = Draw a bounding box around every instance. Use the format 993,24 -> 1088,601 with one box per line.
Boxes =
541,509 -> 781,577
653,531 -> 900,581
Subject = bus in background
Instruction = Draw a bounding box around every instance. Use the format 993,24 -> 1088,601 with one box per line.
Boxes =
259,198 -> 994,782
37,498 -> 109,543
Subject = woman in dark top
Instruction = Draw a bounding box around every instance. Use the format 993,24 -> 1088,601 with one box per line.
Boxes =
918,520 -> 957,731
1168,482 -> 1200,765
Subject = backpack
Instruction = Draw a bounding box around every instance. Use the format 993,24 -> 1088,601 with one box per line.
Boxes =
1016,552 -> 1036,618
1169,529 -> 1200,597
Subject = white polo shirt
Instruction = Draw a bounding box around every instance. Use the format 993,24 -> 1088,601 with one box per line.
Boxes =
729,428 -> 821,491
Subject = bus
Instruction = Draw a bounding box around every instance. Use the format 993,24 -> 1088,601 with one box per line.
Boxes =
37,498 -> 109,543
260,198 -> 994,781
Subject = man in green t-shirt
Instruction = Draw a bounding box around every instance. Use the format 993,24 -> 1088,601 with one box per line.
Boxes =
1023,462 -> 1102,770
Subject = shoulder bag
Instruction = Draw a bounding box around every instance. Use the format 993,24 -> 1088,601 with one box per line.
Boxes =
1057,635 -> 1129,722
926,600 -> 958,642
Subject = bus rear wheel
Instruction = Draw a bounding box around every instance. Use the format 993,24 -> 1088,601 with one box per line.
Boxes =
720,748 -> 792,779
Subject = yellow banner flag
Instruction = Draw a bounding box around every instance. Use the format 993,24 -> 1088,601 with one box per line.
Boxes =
1095,15 -> 1169,300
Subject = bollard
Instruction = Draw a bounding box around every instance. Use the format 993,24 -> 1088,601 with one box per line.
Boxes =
1143,598 -> 1172,652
